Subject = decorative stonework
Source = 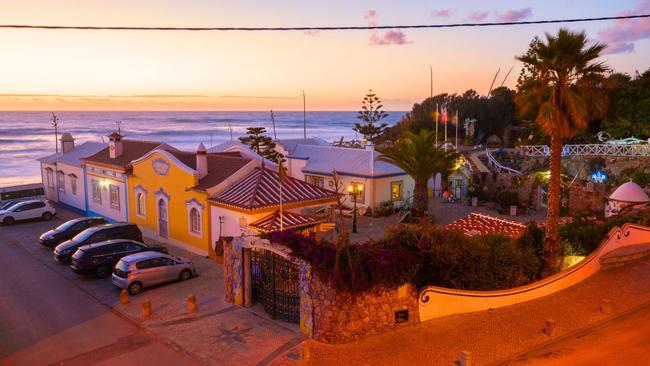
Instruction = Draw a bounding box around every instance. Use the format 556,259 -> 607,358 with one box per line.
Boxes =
223,238 -> 243,304
299,261 -> 314,337
152,158 -> 170,176
154,187 -> 170,202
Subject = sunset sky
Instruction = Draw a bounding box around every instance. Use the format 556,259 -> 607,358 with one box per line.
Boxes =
1,0 -> 649,111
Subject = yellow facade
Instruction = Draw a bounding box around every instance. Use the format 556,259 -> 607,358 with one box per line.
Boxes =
127,150 -> 210,254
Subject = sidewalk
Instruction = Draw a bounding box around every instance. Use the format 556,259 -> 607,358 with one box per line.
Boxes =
270,256 -> 650,365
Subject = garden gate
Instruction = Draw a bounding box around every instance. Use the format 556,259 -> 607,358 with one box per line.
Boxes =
250,248 -> 300,323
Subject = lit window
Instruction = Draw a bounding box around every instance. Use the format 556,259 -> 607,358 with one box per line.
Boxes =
57,171 -> 65,192
391,181 -> 403,201
190,208 -> 201,234
136,192 -> 146,217
92,180 -> 102,203
109,185 -> 120,210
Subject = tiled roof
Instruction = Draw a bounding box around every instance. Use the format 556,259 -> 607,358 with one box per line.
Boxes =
290,144 -> 404,176
278,138 -> 329,155
249,210 -> 326,233
446,212 -> 527,237
81,140 -> 166,170
38,141 -> 106,167
162,149 -> 251,191
210,167 -> 338,210
207,140 -> 278,167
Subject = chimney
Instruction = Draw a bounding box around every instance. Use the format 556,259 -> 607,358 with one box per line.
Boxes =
60,133 -> 75,153
108,132 -> 123,159
196,143 -> 208,179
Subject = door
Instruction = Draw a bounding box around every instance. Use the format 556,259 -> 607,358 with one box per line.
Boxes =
250,249 -> 300,323
158,199 -> 168,238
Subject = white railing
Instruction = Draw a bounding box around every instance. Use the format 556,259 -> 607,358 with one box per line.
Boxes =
485,148 -> 523,175
521,144 -> 650,157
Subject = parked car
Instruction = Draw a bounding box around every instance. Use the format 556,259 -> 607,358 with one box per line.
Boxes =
71,239 -> 168,278
0,199 -> 56,225
54,222 -> 142,262
39,217 -> 107,248
112,251 -> 196,295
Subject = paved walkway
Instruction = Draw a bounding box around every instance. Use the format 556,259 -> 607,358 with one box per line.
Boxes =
270,257 -> 650,365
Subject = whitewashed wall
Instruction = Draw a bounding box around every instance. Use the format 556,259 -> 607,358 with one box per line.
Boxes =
55,164 -> 86,212
85,165 -> 128,222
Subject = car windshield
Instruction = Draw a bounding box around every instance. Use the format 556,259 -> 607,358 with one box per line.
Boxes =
71,229 -> 97,242
55,220 -> 80,231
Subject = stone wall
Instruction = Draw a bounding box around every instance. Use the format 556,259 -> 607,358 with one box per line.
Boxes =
567,182 -> 608,214
308,276 -> 419,344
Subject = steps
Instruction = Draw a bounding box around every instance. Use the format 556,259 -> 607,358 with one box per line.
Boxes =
600,243 -> 650,268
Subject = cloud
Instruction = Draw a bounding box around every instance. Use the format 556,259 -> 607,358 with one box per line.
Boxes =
466,11 -> 488,21
303,30 -> 319,37
432,9 -> 452,19
496,7 -> 532,22
597,0 -> 650,54
370,30 -> 410,46
364,10 -> 377,20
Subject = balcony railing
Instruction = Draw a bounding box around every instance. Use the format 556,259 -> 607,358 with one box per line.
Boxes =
520,144 -> 650,157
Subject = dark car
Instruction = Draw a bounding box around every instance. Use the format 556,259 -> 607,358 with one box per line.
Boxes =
54,222 -> 143,262
70,239 -> 168,278
39,217 -> 107,248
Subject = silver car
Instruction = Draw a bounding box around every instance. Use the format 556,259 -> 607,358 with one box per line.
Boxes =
111,251 -> 196,295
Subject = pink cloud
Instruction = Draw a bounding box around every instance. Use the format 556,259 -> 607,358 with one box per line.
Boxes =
466,11 -> 488,21
370,30 -> 410,46
432,9 -> 452,19
597,0 -> 650,54
496,7 -> 532,22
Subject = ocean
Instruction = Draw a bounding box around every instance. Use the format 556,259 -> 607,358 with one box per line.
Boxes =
0,111 -> 406,186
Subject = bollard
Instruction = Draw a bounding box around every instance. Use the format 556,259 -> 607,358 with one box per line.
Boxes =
459,351 -> 472,366
600,299 -> 612,315
187,294 -> 198,313
544,319 -> 556,337
142,301 -> 152,318
120,289 -> 129,305
301,343 -> 310,361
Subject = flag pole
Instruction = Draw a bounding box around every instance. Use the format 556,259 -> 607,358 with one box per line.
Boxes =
435,103 -> 439,147
444,107 -> 448,151
455,109 -> 459,151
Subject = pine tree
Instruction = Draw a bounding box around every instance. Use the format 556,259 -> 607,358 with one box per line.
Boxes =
239,127 -> 283,162
353,89 -> 389,142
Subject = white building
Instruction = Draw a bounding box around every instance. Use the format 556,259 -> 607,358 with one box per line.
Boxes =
37,133 -> 106,214
605,181 -> 650,217
80,132 -> 172,222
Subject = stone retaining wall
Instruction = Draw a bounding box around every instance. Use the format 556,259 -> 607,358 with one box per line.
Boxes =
309,276 -> 419,344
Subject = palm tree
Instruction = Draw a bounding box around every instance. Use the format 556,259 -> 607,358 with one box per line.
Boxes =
516,29 -> 608,271
378,129 -> 459,217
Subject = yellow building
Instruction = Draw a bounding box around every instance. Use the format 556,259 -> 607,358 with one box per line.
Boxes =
127,143 -> 258,255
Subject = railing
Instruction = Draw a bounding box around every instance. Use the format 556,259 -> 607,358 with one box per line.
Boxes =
484,148 -> 523,175
521,144 -> 650,157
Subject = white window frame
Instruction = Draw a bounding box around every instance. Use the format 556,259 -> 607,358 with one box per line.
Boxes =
69,174 -> 78,195
46,168 -> 54,189
185,198 -> 204,238
57,171 -> 65,193
109,184 -> 120,210
92,179 -> 102,204
134,185 -> 148,218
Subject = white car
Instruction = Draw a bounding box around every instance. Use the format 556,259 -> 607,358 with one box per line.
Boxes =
0,199 -> 56,225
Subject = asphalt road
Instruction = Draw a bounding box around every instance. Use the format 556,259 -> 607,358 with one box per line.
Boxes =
0,218 -> 199,366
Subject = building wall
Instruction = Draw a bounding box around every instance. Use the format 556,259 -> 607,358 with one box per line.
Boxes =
128,151 -> 209,254
85,164 -> 128,222
54,163 -> 86,213
372,174 -> 415,208
41,162 -> 57,202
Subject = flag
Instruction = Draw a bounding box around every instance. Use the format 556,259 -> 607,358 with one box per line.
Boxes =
440,107 -> 448,124
451,110 -> 459,125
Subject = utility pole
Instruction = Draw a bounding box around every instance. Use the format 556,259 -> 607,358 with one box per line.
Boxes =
301,90 -> 307,139
116,120 -> 122,134
51,113 -> 59,153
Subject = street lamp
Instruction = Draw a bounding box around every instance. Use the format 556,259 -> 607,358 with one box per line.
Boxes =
348,183 -> 364,234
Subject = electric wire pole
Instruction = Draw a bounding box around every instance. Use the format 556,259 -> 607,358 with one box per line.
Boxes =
51,113 -> 59,153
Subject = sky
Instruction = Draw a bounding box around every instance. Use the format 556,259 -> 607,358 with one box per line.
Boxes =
0,0 -> 649,111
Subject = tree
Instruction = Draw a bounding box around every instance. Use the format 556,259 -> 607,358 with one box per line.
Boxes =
515,29 -> 609,272
377,129 -> 459,217
354,89 -> 389,142
239,127 -> 283,162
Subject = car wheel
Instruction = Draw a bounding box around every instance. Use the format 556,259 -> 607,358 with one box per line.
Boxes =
42,212 -> 53,221
179,269 -> 192,281
128,281 -> 143,295
2,217 -> 14,225
95,265 -> 111,279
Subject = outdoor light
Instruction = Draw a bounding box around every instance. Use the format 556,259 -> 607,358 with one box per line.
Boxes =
348,183 -> 364,233
99,179 -> 109,188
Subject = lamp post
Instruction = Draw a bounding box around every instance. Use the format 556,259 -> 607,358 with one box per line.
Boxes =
348,183 -> 364,234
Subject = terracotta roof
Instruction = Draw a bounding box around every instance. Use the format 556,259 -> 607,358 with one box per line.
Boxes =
165,150 -> 251,190
249,210 -> 327,233
446,212 -> 527,237
210,167 -> 338,210
82,140 -> 165,170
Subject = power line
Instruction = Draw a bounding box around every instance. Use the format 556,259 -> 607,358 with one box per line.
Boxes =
0,14 -> 648,32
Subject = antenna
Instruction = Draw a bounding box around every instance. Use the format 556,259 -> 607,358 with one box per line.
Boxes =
488,68 -> 501,96
500,66 -> 514,87
270,110 -> 277,141
301,90 -> 306,139
51,113 -> 59,153
116,120 -> 122,134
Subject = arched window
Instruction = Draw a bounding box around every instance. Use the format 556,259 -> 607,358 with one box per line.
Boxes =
190,207 -> 201,234
136,193 -> 145,216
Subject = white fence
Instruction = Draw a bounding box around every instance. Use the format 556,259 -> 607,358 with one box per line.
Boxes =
521,144 -> 650,157
485,149 -> 523,175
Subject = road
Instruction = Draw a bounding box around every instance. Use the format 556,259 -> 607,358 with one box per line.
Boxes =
0,219 -> 199,366
508,304 -> 650,365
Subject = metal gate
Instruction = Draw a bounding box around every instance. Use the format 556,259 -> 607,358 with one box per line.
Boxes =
250,248 -> 300,323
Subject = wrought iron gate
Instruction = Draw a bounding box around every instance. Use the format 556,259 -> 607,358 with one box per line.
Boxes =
250,249 -> 300,323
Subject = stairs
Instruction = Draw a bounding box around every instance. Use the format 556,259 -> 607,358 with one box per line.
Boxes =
600,243 -> 650,268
